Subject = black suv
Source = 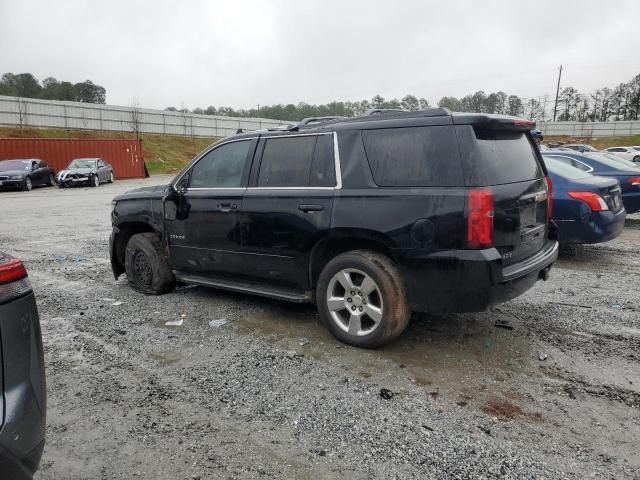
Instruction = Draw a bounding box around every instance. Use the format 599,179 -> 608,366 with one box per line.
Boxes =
110,109 -> 558,347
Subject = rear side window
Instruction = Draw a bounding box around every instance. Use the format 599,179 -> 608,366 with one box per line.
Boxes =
543,156 -> 592,179
257,134 -> 336,187
361,126 -> 463,187
309,134 -> 336,187
457,126 -> 543,185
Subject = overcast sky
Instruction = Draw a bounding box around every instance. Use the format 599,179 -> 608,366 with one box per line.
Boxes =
1,0 -> 639,110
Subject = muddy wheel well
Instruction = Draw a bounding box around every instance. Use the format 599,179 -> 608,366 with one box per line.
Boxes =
309,237 -> 394,289
113,222 -> 157,271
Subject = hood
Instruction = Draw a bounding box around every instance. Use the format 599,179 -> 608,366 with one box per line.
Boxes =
113,184 -> 168,201
0,169 -> 28,177
58,167 -> 96,177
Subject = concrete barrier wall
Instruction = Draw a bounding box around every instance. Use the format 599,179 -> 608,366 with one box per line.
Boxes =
0,95 -> 291,138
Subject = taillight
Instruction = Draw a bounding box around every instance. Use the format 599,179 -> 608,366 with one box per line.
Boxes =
628,176 -> 640,186
568,191 -> 609,212
0,257 -> 31,304
545,175 -> 553,219
467,189 -> 494,249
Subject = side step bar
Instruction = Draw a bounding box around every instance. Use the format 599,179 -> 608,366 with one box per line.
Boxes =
174,273 -> 313,304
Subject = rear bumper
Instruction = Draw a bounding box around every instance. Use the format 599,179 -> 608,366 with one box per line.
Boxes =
556,208 -> 626,244
0,292 -> 46,479
396,240 -> 558,313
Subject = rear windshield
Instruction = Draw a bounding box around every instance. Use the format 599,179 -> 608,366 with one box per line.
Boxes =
544,156 -> 592,179
459,127 -> 544,185
361,126 -> 463,187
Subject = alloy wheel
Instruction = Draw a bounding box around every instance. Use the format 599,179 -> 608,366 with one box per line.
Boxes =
132,250 -> 153,287
326,268 -> 384,336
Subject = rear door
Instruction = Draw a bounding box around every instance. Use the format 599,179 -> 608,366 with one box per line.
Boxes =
456,126 -> 549,265
240,133 -> 336,290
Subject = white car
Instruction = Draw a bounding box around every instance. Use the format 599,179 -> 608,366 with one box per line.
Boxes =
602,146 -> 640,163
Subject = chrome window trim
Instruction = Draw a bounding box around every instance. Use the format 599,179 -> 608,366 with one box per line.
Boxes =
543,154 -> 594,173
174,132 -> 344,192
172,137 -> 259,189
333,131 -> 343,190
246,187 -> 336,191
186,187 -> 247,192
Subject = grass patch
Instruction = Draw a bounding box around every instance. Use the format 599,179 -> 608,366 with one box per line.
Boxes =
0,127 -> 220,175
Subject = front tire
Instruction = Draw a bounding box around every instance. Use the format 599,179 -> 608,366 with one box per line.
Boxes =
124,233 -> 175,294
22,176 -> 32,191
633,156 -> 640,163
316,250 -> 410,348
47,173 -> 55,186
90,175 -> 100,187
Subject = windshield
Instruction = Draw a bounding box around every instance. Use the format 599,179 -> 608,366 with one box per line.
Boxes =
543,156 -> 592,180
0,160 -> 31,171
69,159 -> 97,169
632,147 -> 640,151
584,153 -> 639,171
592,152 -> 639,169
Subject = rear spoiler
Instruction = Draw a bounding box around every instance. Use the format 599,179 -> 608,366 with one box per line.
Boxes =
452,114 -> 536,132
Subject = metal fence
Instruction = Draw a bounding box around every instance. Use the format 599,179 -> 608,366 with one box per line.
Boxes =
0,95 -> 291,138
538,120 -> 640,137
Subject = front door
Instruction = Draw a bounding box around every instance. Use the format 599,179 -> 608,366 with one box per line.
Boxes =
240,133 -> 336,290
164,138 -> 257,278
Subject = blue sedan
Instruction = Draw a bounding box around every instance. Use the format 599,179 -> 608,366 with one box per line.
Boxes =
543,156 -> 626,244
543,150 -> 640,213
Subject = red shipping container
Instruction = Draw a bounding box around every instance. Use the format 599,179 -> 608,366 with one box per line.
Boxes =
0,138 -> 146,179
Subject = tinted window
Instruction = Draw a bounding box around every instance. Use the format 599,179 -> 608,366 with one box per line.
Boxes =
544,157 -> 592,179
190,140 -> 251,188
608,148 -> 625,152
588,153 -> 639,170
309,134 -> 336,187
258,136 -> 316,187
544,155 -> 591,171
362,126 -> 462,187
473,130 -> 543,184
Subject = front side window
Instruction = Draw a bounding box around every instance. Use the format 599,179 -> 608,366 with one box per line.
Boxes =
257,136 -> 317,187
190,140 -> 251,188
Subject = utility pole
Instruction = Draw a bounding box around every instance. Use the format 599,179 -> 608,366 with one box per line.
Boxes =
552,64 -> 563,122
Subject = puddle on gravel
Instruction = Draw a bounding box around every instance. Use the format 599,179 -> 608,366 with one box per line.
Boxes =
235,304 -> 537,402
148,351 -> 183,365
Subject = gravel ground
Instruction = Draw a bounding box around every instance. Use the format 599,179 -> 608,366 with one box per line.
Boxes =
1,177 -> 639,479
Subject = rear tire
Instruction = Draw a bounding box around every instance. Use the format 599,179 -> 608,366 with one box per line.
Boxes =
108,171 -> 115,183
316,250 -> 410,348
22,176 -> 32,191
124,233 -> 175,295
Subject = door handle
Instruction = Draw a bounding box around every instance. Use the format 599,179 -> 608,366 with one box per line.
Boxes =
217,203 -> 238,212
298,204 -> 324,213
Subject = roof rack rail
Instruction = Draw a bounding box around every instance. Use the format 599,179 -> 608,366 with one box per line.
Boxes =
366,108 -> 407,116
267,124 -> 299,132
366,107 -> 450,117
299,116 -> 348,126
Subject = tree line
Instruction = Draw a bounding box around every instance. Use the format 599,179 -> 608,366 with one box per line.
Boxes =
0,72 -> 106,104
167,72 -> 640,123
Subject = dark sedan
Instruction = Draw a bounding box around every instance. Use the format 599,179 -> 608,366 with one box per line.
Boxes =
0,159 -> 56,191
0,253 -> 46,480
56,158 -> 114,188
544,156 -> 625,244
543,150 -> 640,213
